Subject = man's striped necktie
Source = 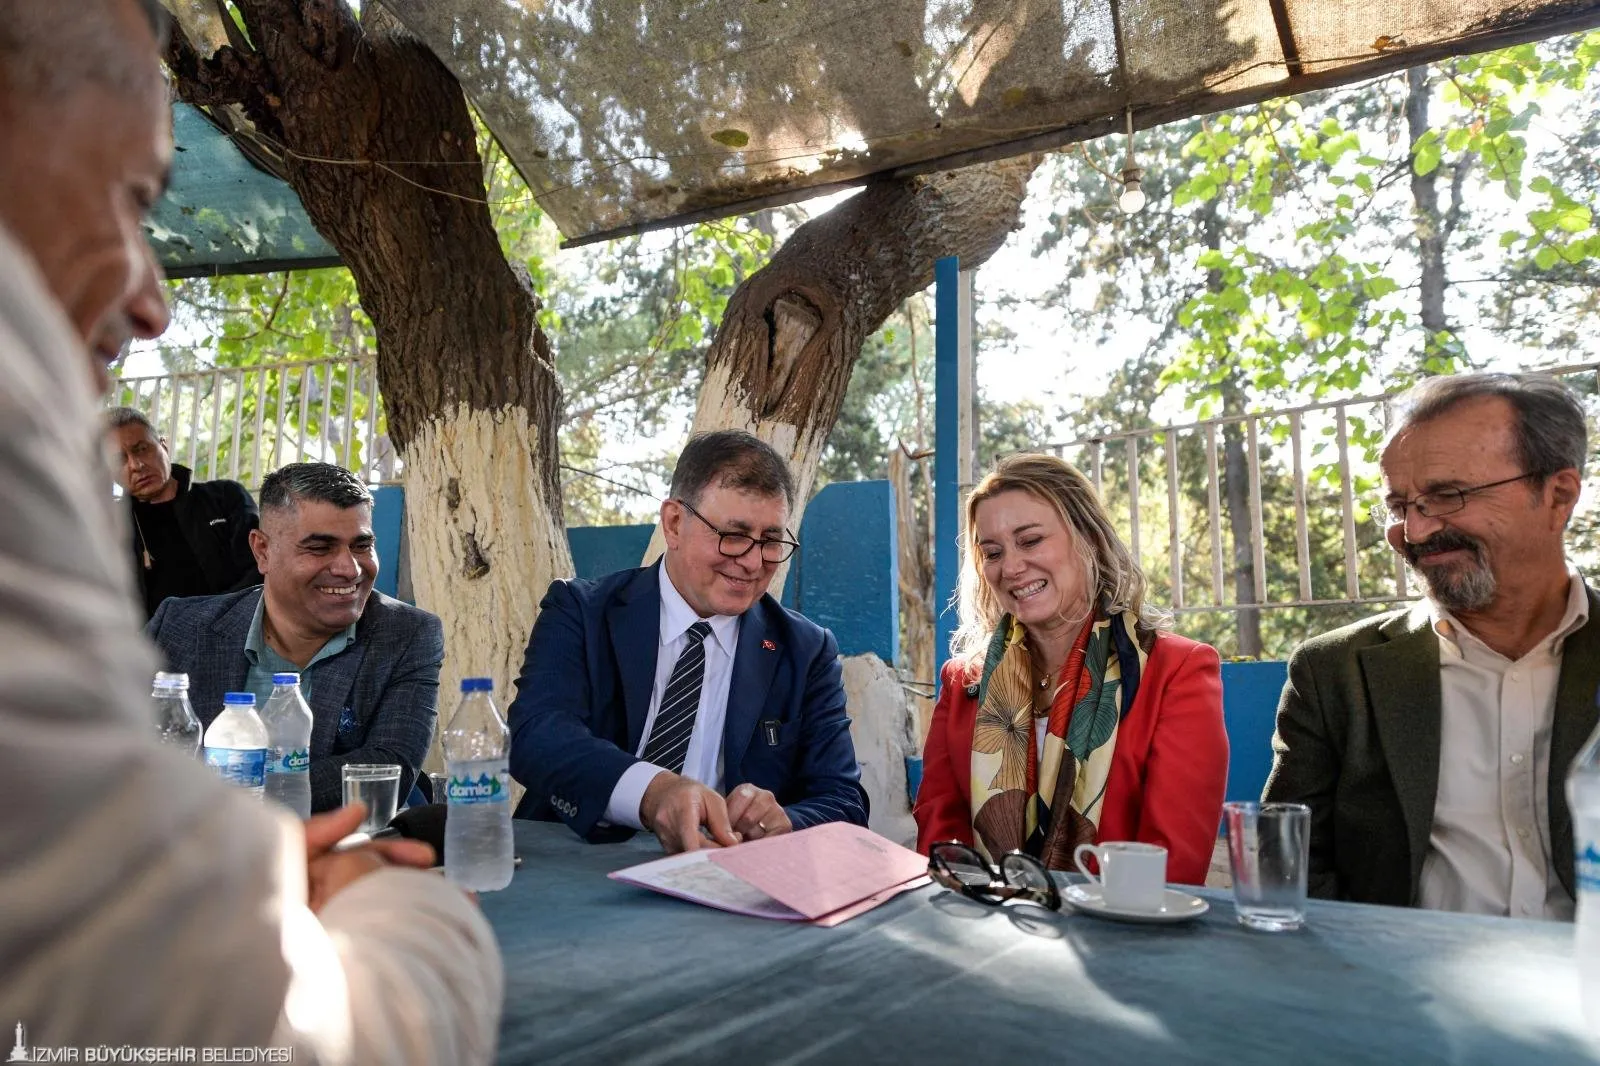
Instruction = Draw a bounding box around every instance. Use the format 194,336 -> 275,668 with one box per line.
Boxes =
641,620 -> 713,773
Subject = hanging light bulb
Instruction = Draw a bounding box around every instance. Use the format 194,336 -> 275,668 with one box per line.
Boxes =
1119,170 -> 1146,214
1119,106 -> 1146,214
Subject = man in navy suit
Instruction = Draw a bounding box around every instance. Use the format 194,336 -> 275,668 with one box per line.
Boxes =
510,430 -> 867,852
148,462 -> 443,811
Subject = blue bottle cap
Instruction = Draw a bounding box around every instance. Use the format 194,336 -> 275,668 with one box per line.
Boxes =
223,692 -> 256,705
460,677 -> 493,693
271,673 -> 300,685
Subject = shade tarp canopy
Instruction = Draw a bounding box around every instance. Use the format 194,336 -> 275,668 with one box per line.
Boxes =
148,102 -> 339,278
162,0 -> 1600,255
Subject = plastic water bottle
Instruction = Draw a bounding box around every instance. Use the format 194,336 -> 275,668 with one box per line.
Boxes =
442,677 -> 513,891
1567,697 -> 1600,1035
204,692 -> 268,799
151,671 -> 200,757
261,673 -> 313,819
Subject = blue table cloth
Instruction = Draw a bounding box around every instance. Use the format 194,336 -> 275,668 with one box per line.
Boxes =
482,822 -> 1600,1065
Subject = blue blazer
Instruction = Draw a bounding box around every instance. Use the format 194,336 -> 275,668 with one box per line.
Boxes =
146,587 -> 444,813
508,562 -> 868,839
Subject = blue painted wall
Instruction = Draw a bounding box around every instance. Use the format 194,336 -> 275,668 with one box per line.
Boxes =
569,524 -> 655,581
371,485 -> 404,600
788,481 -> 898,664
1219,659 -> 1288,804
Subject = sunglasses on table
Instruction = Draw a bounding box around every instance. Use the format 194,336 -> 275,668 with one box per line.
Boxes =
928,841 -> 1061,911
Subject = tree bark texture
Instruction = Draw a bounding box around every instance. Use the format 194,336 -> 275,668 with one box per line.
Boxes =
166,1 -> 572,705
1201,203 -> 1262,657
889,449 -> 935,743
645,156 -> 1039,571
1406,66 -> 1451,352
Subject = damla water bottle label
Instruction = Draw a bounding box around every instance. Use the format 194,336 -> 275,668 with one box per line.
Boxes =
446,761 -> 509,805
266,747 -> 311,774
1579,840 -> 1600,894
205,746 -> 266,788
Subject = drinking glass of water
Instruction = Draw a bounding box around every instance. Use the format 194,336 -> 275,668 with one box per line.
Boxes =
342,763 -> 402,833
1224,801 -> 1311,932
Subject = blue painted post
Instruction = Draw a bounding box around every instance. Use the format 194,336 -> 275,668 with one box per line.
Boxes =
933,256 -> 961,684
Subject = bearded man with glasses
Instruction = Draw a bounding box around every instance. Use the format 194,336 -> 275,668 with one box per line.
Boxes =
508,429 -> 868,853
1266,371 -> 1596,918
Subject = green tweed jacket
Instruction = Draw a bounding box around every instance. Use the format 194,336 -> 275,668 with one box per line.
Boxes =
1262,588 -> 1600,907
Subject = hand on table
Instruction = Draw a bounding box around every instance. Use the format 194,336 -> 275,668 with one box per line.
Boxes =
639,772 -> 740,854
302,802 -> 436,913
726,783 -> 791,842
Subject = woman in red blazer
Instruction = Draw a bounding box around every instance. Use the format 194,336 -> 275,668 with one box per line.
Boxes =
914,453 -> 1228,886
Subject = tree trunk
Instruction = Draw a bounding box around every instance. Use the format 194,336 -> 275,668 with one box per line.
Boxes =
1200,202 -> 1262,657
166,2 -> 571,707
1406,66 -> 1451,356
1221,395 -> 1262,658
645,157 -> 1039,569
889,449 -> 934,742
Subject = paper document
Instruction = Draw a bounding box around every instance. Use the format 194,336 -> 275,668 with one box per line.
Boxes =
609,821 -> 930,925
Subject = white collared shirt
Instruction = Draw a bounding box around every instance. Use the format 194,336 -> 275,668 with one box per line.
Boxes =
1418,566 -> 1589,920
603,561 -> 741,829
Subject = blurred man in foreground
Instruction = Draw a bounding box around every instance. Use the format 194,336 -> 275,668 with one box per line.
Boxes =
0,1 -> 503,1058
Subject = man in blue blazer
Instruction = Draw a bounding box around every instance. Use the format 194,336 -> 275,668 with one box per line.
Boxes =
510,430 -> 867,851
148,463 -> 443,812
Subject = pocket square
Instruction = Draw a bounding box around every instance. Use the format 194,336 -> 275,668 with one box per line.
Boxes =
337,705 -> 359,739
762,639 -> 777,651
208,518 -> 227,526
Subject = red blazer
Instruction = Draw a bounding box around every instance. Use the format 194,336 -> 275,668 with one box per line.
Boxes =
914,632 -> 1228,885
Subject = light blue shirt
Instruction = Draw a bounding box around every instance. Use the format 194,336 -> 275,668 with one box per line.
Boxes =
242,593 -> 357,708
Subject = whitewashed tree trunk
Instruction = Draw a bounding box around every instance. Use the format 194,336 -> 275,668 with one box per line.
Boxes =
404,404 -> 572,770
168,3 -> 571,785
644,158 -> 1040,575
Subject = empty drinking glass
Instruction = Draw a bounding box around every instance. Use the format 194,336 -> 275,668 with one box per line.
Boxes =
1224,801 -> 1311,932
342,763 -> 402,833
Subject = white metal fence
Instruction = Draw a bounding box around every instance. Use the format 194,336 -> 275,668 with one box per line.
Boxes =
1046,362 -> 1600,617
109,355 -> 396,487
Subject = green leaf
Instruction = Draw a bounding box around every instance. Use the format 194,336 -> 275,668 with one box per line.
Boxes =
1413,138 -> 1441,176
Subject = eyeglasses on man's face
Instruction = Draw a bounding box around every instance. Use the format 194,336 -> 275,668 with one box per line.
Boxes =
675,498 -> 799,564
1371,471 -> 1539,527
928,841 -> 1061,910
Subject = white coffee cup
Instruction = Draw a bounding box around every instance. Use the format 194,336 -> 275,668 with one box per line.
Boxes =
1073,841 -> 1168,912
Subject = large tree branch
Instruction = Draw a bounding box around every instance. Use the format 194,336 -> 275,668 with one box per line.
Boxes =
165,17 -> 264,109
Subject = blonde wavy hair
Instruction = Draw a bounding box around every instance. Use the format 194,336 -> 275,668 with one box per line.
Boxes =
950,452 -> 1169,669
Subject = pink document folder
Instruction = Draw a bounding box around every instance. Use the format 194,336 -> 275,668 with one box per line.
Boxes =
609,822 -> 930,925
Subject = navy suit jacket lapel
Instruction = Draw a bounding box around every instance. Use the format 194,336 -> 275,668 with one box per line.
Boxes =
310,626 -> 368,755
209,590 -> 257,702
724,598 -> 780,777
608,562 -> 663,754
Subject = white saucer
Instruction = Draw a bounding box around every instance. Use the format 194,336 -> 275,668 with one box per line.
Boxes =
1062,883 -> 1210,924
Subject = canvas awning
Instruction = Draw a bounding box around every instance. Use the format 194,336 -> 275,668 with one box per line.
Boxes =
148,102 -> 339,279
160,0 -> 1600,257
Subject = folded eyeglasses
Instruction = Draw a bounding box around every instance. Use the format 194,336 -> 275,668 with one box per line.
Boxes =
927,840 -> 1061,910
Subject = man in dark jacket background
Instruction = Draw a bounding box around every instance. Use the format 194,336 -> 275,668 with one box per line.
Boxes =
106,406 -> 262,617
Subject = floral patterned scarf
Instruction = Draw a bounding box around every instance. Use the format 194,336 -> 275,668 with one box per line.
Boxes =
968,606 -> 1147,869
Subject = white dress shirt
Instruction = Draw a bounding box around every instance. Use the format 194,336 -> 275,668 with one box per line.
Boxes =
1419,566 -> 1588,920
604,561 -> 741,829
